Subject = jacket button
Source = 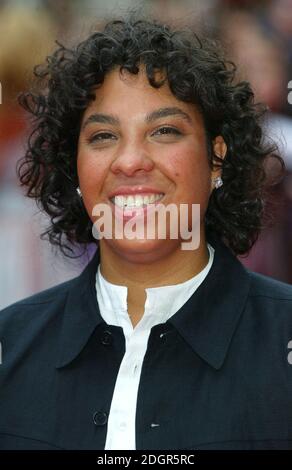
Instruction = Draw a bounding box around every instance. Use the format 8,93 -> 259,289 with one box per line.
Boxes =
101,330 -> 113,345
93,411 -> 108,426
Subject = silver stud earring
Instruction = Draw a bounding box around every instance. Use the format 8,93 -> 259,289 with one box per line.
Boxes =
213,176 -> 223,189
76,186 -> 82,198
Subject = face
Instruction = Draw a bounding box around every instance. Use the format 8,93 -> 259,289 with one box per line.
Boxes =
77,66 -> 226,263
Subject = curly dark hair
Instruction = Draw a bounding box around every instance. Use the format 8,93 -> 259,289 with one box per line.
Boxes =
17,15 -> 285,257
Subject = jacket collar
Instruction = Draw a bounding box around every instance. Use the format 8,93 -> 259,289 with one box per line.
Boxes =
56,245 -> 105,368
168,234 -> 251,369
56,235 -> 251,370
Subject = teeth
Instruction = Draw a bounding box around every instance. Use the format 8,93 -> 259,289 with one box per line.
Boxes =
111,193 -> 164,208
134,195 -> 144,207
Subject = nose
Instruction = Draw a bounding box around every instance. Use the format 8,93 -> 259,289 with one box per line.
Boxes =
110,141 -> 154,176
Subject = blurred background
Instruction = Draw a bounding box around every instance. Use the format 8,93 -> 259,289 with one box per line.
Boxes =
0,0 -> 291,309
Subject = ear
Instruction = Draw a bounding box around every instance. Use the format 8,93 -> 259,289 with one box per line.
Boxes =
212,135 -> 227,163
210,135 -> 227,193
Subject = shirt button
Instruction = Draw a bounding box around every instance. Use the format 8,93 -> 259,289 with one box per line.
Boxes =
101,330 -> 113,346
93,411 -> 108,426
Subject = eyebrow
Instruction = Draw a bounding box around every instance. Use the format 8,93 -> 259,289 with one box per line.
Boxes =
81,106 -> 193,131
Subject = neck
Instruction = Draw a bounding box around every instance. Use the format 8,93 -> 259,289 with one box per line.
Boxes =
98,232 -> 210,327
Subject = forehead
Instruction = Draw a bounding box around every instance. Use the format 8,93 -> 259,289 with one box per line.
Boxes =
81,66 -> 202,123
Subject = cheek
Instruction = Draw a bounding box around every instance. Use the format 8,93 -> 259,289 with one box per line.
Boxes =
77,149 -> 107,191
165,146 -> 211,199
77,149 -> 110,219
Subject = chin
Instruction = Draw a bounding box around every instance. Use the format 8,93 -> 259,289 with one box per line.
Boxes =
102,237 -> 181,264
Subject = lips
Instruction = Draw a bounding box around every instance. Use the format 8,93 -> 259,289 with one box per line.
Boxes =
108,193 -> 165,223
108,186 -> 165,199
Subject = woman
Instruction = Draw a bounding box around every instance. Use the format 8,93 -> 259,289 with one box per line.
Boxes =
0,16 -> 291,450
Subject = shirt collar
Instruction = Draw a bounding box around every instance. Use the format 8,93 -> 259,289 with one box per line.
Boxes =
56,234 -> 251,370
95,243 -> 214,329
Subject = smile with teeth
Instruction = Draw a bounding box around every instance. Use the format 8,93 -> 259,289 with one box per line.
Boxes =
110,193 -> 164,209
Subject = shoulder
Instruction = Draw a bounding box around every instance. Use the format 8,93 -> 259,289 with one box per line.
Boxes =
248,270 -> 292,301
244,269 -> 292,331
0,277 -> 77,333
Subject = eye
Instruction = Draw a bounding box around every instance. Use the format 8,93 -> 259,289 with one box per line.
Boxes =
88,132 -> 117,143
152,126 -> 182,137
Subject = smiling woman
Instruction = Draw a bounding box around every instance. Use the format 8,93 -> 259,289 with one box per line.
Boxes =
0,14 -> 292,452
76,65 -> 222,288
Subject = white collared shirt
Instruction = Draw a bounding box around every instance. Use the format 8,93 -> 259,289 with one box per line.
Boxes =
95,243 -> 215,450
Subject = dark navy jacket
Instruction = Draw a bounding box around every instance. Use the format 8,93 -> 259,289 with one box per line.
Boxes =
0,236 -> 292,450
